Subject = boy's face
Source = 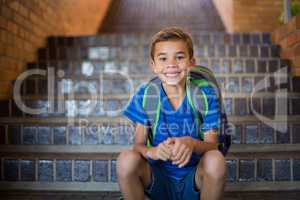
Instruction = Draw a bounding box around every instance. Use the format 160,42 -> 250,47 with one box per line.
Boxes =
150,40 -> 195,86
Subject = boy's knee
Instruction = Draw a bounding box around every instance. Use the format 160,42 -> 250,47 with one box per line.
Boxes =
202,150 -> 226,180
116,149 -> 143,178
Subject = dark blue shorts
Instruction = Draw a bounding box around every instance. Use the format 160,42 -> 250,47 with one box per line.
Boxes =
144,164 -> 200,200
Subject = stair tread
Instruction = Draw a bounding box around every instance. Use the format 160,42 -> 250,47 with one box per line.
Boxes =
0,181 -> 299,192
0,144 -> 300,154
1,116 -> 300,124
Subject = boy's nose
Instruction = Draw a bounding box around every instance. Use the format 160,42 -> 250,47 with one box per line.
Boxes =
166,64 -> 177,68
166,59 -> 177,67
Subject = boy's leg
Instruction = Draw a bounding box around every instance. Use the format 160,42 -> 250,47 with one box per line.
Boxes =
116,149 -> 151,200
195,150 -> 227,200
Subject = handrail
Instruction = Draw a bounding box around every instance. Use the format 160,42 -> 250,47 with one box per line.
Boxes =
284,0 -> 292,24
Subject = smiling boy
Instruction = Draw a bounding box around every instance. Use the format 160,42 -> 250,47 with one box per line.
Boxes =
117,27 -> 226,200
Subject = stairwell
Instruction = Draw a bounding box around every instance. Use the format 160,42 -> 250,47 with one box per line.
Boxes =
0,31 -> 300,200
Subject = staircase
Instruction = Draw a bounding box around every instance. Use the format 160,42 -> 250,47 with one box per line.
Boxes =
99,0 -> 225,33
0,31 -> 300,199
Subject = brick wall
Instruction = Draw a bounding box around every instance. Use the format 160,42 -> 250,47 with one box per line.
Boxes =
233,0 -> 284,32
272,15 -> 300,76
213,0 -> 300,33
0,0 -> 111,100
60,0 -> 111,35
0,0 -> 62,99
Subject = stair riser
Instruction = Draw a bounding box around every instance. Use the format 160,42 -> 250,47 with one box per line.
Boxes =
26,59 -> 291,80
16,73 -> 297,99
47,33 -> 272,47
1,95 -> 300,118
39,45 -> 281,61
1,121 -> 300,145
0,157 -> 299,183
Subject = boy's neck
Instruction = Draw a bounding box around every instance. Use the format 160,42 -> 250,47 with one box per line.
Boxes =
162,78 -> 186,100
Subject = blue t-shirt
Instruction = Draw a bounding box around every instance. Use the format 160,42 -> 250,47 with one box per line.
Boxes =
123,81 -> 220,180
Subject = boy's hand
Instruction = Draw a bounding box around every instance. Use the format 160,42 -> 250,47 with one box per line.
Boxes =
167,137 -> 194,168
146,141 -> 172,161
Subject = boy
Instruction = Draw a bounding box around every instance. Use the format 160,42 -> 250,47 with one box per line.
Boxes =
117,27 -> 226,200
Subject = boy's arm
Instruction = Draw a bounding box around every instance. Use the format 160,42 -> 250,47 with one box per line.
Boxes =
133,123 -> 172,161
132,123 -> 150,159
192,129 -> 218,154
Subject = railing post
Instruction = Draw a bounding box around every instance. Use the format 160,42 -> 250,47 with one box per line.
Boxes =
284,0 -> 292,24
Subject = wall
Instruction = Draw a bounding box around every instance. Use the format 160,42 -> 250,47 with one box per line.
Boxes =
213,0 -> 300,33
0,0 -> 111,99
272,15 -> 300,76
61,0 -> 112,35
212,0 -> 234,32
0,0 -> 64,99
232,0 -> 283,32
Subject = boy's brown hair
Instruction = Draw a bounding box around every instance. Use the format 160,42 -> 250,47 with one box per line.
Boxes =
149,27 -> 194,61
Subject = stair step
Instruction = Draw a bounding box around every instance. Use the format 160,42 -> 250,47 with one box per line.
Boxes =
47,33 -> 272,47
1,118 -> 300,129
2,97 -> 300,118
1,144 -> 300,154
0,191 -> 299,200
13,92 -> 300,102
0,156 -> 299,185
38,44 -> 281,61
34,56 -> 287,69
0,181 -> 299,192
1,116 -> 300,123
17,72 -> 297,97
1,120 -> 300,145
22,72 -> 291,81
25,59 -> 291,79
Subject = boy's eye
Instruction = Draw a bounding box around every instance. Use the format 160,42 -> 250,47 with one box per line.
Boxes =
158,57 -> 167,61
176,56 -> 185,60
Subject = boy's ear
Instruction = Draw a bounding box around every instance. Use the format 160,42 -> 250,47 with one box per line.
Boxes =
190,57 -> 196,68
149,59 -> 157,73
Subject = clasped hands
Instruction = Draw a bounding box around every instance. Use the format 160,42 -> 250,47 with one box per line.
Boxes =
146,137 -> 194,168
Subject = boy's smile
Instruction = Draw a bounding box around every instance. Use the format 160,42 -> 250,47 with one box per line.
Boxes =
151,40 -> 195,86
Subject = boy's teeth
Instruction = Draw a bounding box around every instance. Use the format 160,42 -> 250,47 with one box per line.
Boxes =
166,72 -> 179,77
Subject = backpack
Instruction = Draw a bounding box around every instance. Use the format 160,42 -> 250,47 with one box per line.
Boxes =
142,65 -> 231,156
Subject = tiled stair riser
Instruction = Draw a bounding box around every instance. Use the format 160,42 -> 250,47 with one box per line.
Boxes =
1,158 -> 300,183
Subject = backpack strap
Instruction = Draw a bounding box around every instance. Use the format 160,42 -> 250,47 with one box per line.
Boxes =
142,77 -> 161,147
186,78 -> 206,140
190,66 -> 231,156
